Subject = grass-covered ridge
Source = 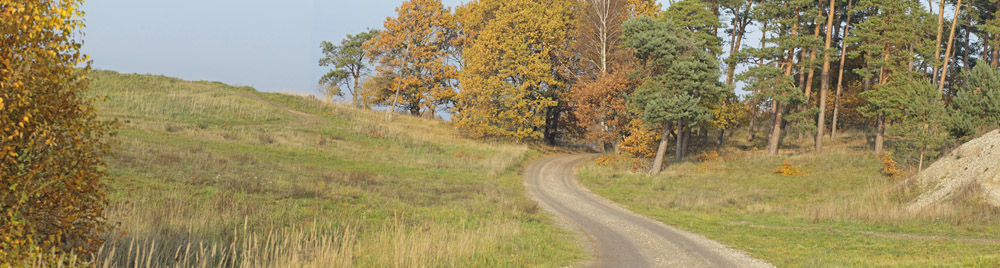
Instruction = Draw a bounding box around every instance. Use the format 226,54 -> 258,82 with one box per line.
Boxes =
90,70 -> 583,267
580,134 -> 1000,267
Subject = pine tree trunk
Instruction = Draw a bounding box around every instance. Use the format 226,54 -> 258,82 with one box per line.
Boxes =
919,148 -> 925,171
768,102 -> 784,156
352,76 -> 361,107
817,0 -> 837,153
804,15 -> 823,103
832,0 -> 853,140
748,20 -> 768,142
675,119 -> 685,161
717,128 -> 725,149
962,13 -> 971,71
932,0 -> 946,83
993,35 -> 1000,67
747,102 -> 759,142
726,0 -> 755,85
768,10 -> 798,157
938,0 -> 963,94
650,121 -> 672,174
682,127 -> 691,159
875,113 -> 885,155
993,0 -> 1000,69
798,49 -> 808,92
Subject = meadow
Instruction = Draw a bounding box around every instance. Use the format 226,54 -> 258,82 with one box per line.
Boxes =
88,70 -> 583,267
580,132 -> 1000,267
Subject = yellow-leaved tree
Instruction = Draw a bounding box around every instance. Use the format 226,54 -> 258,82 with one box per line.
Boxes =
455,0 -> 575,142
1,0 -> 115,263
363,0 -> 461,117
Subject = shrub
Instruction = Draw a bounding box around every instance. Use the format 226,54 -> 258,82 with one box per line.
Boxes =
620,119 -> 659,158
595,155 -> 616,166
1,0 -> 115,262
879,152 -> 903,179
774,161 -> 808,177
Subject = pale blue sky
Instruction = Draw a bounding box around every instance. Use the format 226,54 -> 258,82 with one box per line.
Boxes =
81,1 -> 943,98
82,0 -> 465,96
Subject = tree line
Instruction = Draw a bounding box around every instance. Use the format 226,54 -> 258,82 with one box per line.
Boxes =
321,0 -> 1000,172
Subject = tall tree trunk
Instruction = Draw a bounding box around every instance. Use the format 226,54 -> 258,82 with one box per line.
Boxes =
919,148 -> 926,171
798,49 -> 808,92
748,20 -> 768,142
681,127 -> 691,159
804,12 -> 824,104
816,0 -> 837,153
352,76 -> 361,107
650,121 -> 672,174
993,35 -> 1000,67
962,12 -> 971,71
933,0 -> 946,83
544,105 -> 559,145
770,12 -> 799,156
675,119 -> 685,161
726,0 -> 755,85
875,113 -> 885,155
768,102 -> 784,156
993,1 -> 1000,69
717,128 -> 725,149
748,98 -> 759,142
832,0 -> 854,140
938,0 -> 963,94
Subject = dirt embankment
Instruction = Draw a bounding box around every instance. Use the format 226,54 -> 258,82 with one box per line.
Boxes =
907,129 -> 1000,212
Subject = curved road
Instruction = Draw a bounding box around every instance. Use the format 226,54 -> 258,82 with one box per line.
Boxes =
525,155 -> 773,268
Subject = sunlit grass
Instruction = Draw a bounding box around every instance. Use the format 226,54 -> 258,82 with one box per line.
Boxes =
580,131 -> 1000,267
88,70 -> 583,267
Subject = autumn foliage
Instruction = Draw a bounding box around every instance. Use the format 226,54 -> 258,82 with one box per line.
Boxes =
1,0 -> 114,262
454,0 -> 575,141
569,69 -> 635,149
363,0 -> 460,117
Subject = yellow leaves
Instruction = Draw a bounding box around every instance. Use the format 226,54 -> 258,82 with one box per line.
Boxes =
454,0 -> 575,141
2,0 -> 110,260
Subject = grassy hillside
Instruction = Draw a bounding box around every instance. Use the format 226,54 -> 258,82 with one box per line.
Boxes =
581,134 -> 1000,267
89,70 -> 583,267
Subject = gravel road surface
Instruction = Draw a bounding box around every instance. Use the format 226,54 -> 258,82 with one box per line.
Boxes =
524,154 -> 774,268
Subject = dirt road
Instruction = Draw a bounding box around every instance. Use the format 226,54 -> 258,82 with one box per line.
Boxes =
524,155 -> 773,268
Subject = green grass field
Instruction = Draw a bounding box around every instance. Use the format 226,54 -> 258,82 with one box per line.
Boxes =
580,134 -> 1000,267
89,70 -> 583,267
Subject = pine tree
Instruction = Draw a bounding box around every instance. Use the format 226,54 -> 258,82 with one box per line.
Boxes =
951,63 -> 1000,136
740,0 -> 812,156
319,30 -> 379,106
851,0 -> 934,155
622,16 -> 725,173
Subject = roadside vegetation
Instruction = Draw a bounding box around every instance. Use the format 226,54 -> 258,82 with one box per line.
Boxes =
580,132 -> 1000,267
88,70 -> 583,267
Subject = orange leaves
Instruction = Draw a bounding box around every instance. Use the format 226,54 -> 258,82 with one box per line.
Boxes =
569,69 -> 636,146
775,161 -> 809,176
364,0 -> 459,116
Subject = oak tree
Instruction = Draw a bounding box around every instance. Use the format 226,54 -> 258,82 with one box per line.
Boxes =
454,0 -> 575,141
364,0 -> 460,117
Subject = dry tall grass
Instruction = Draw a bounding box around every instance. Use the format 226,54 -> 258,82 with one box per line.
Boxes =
83,70 -> 579,267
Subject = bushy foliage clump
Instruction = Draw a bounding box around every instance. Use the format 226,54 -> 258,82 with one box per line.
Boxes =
1,0 -> 115,263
